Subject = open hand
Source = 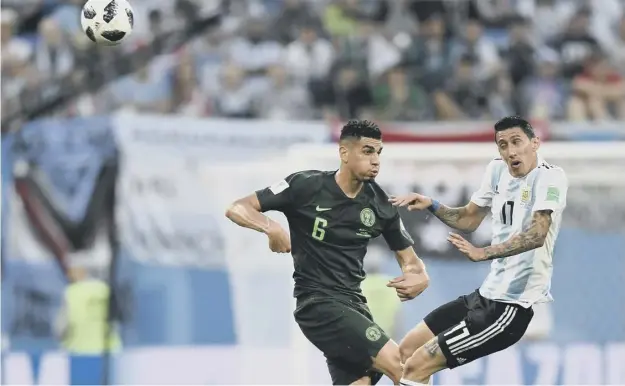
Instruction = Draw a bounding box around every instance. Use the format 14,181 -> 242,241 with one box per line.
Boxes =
386,272 -> 430,301
447,232 -> 485,262
389,193 -> 433,211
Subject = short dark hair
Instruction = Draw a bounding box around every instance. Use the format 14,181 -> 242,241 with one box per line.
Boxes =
494,115 -> 535,139
340,120 -> 382,141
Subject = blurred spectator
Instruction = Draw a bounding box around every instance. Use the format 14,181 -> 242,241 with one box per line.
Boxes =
2,9 -> 33,72
172,50 -> 208,116
285,25 -> 335,84
434,54 -> 490,120
227,18 -> 283,91
273,0 -> 323,44
55,266 -> 122,354
611,16 -> 625,72
329,64 -> 374,119
471,0 -> 535,29
212,63 -> 256,118
383,0 -> 418,37
404,15 -> 454,92
568,54 -> 625,121
363,20 -> 402,79
193,30 -> 227,96
453,19 -> 501,81
373,66 -> 432,121
149,9 -> 164,37
2,9 -> 33,102
48,0 -> 82,37
503,17 -> 535,87
109,62 -> 172,113
488,69 -> 515,117
34,18 -> 75,80
407,0 -> 471,34
3,0 -> 625,123
550,8 -> 600,79
521,49 -> 568,120
580,0 -> 623,53
532,0 -> 575,43
255,65 -> 312,120
323,0 -> 362,37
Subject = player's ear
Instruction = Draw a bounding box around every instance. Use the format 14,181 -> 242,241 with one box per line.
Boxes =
339,142 -> 349,163
531,136 -> 540,151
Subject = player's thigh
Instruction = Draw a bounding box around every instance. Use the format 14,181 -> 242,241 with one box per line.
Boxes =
436,292 -> 534,369
294,297 -> 390,385
400,294 -> 469,361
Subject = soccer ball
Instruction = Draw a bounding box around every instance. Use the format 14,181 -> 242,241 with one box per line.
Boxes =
81,0 -> 134,46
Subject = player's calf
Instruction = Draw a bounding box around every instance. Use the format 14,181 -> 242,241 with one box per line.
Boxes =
400,337 -> 447,385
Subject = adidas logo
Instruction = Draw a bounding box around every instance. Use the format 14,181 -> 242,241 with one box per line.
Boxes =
457,357 -> 467,364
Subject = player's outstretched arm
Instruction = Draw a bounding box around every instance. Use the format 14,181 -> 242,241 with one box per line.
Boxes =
225,194 -> 291,253
447,210 -> 552,262
390,193 -> 489,233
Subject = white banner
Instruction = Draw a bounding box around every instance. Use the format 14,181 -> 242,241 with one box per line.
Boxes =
113,115 -> 328,267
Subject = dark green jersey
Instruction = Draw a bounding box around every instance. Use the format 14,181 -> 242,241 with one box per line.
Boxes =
256,170 -> 414,300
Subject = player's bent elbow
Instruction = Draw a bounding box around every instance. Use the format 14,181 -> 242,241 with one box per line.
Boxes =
225,200 -> 244,220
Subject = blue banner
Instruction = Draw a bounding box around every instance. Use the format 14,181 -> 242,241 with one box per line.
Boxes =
2,117 -> 116,352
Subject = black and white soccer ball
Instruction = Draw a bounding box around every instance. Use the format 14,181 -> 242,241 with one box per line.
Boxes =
81,0 -> 134,46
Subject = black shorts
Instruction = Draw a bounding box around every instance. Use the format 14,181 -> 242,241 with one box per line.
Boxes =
294,293 -> 390,385
424,289 -> 533,369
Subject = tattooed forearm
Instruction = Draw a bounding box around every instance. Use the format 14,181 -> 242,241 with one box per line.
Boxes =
433,205 -> 484,233
423,337 -> 440,358
433,205 -> 463,228
483,210 -> 552,260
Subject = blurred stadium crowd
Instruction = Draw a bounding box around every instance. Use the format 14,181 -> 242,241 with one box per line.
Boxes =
2,0 -> 625,122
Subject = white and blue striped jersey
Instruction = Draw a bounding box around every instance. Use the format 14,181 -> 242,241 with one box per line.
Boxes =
470,156 -> 568,308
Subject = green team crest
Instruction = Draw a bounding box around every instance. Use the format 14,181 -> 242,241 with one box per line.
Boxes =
366,326 -> 382,341
360,208 -> 376,227
546,186 -> 560,202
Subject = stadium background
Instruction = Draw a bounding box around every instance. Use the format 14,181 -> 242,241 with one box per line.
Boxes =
1,0 -> 624,384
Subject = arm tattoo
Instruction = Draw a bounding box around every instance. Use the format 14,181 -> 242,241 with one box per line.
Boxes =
433,205 -> 485,232
483,210 -> 552,260
433,205 -> 464,229
423,338 -> 440,358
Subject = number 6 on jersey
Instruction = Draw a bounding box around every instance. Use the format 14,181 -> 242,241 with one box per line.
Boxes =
312,217 -> 328,241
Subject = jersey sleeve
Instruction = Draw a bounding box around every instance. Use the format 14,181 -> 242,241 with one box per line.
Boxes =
532,168 -> 568,212
382,211 -> 414,251
470,159 -> 499,208
255,172 -> 305,212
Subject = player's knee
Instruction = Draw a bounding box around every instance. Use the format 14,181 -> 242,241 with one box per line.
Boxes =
399,340 -> 416,364
399,322 -> 435,363
372,341 -> 402,384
